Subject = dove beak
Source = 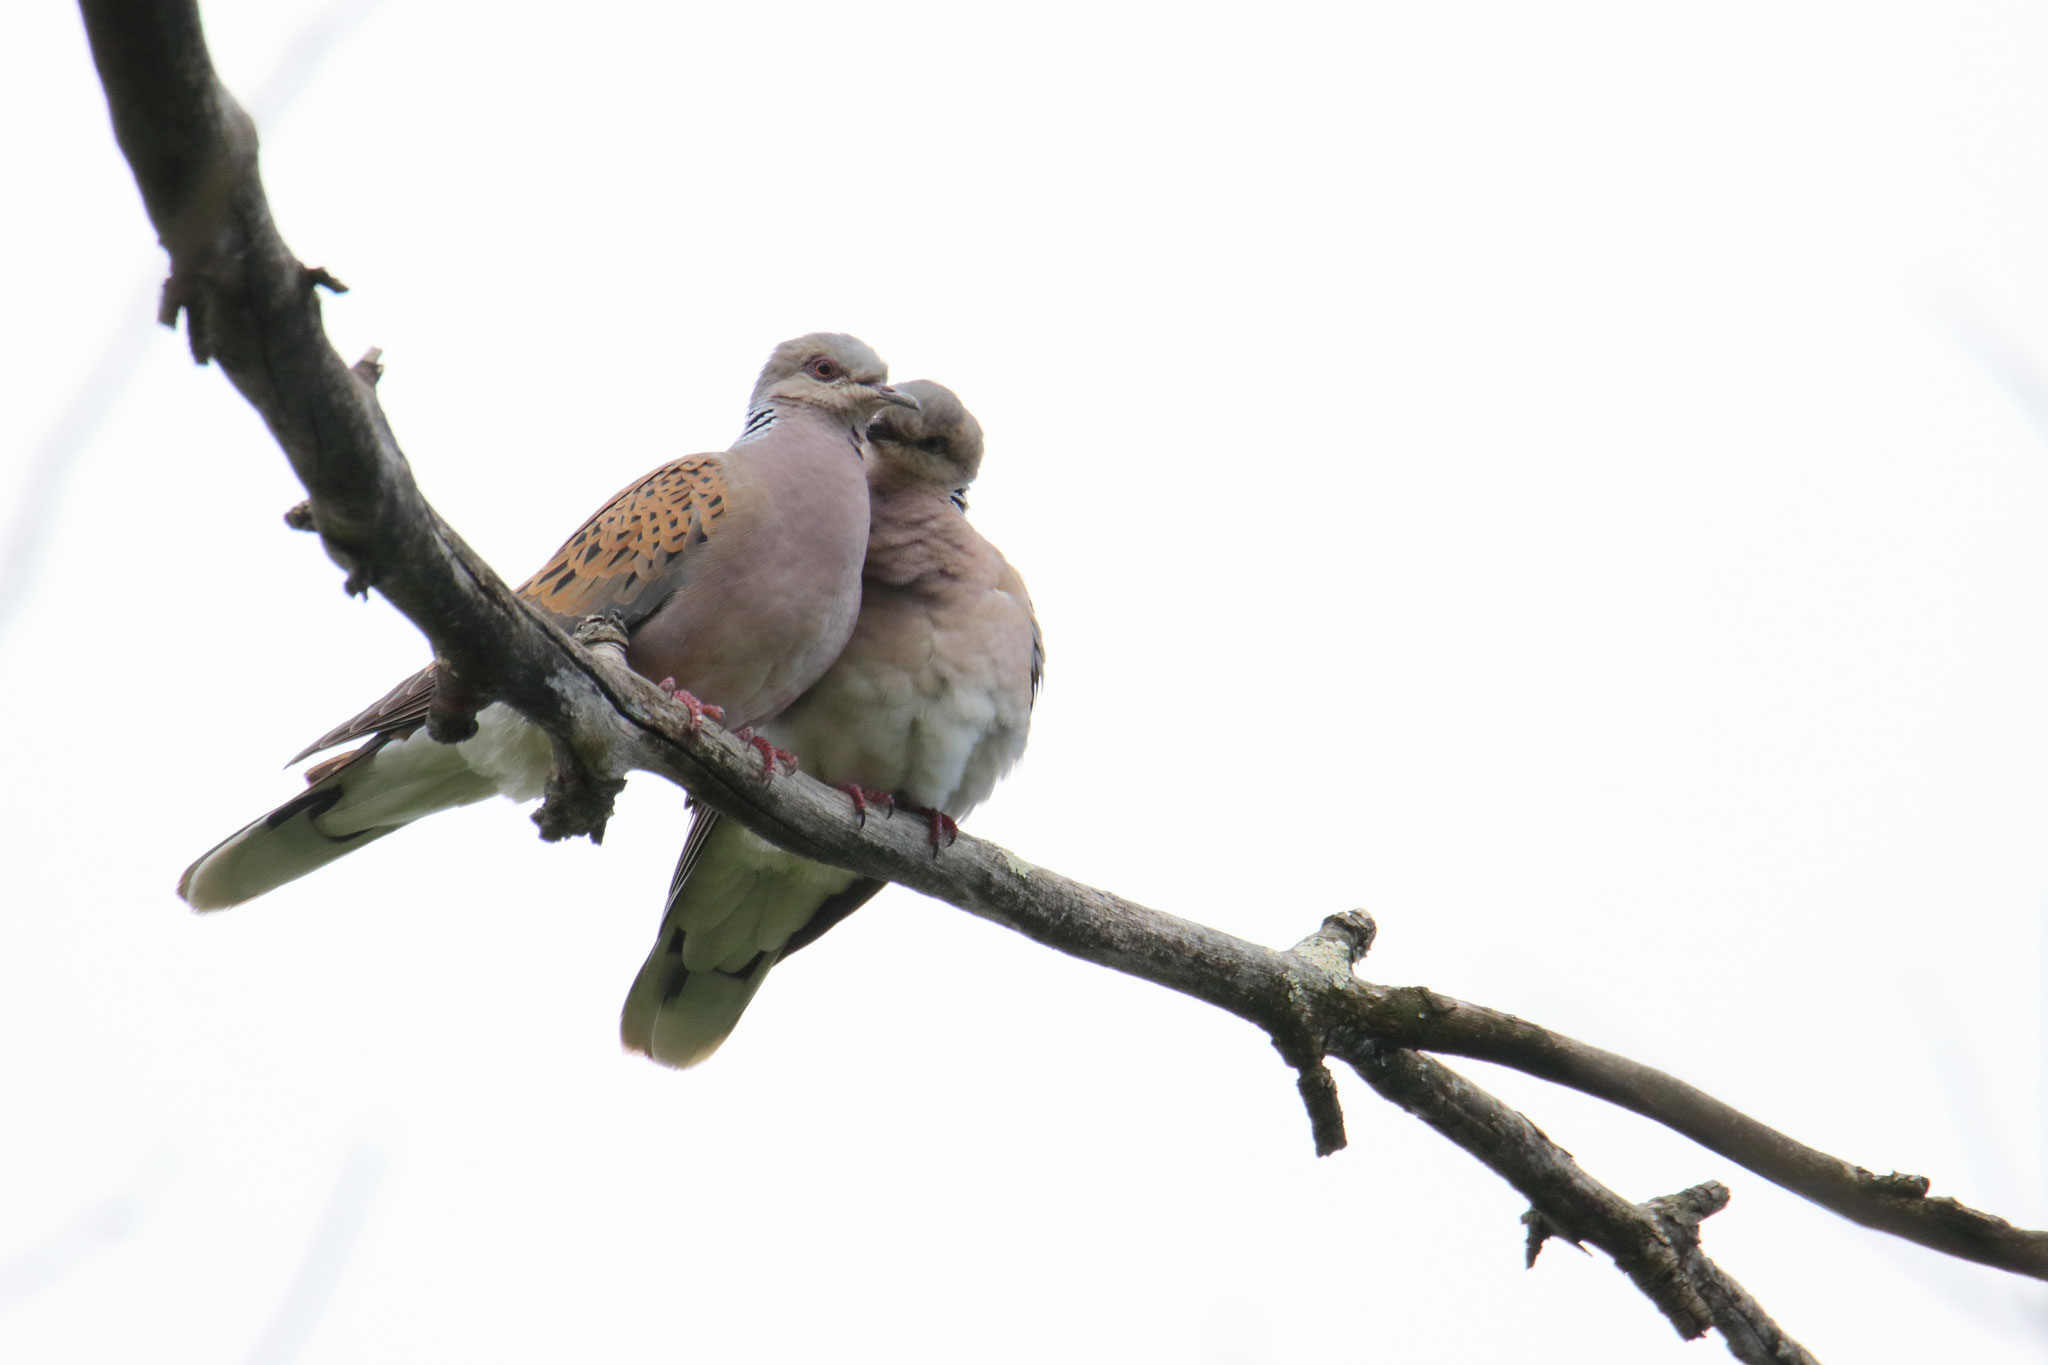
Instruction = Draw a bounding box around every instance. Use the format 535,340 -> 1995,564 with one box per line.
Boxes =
873,384 -> 921,411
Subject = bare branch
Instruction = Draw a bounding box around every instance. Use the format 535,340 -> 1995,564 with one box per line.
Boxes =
1283,1053 -> 1348,1157
1644,1183 -> 1821,1365
1307,912 -> 1817,1354
1274,913 -> 1377,1157
1352,1042 -> 1714,1341
79,3 -> 2047,1355
1341,983 -> 2048,1278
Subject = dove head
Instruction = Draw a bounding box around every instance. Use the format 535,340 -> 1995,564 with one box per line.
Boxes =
750,332 -> 918,420
865,379 -> 985,490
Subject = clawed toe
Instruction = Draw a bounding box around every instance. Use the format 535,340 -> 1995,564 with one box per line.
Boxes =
733,728 -> 798,780
833,783 -> 897,828
897,802 -> 958,855
655,678 -> 725,735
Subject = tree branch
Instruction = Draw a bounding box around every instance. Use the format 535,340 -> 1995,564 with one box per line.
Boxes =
1333,980 -> 2048,1279
1643,1183 -> 1821,1365
80,1 -> 2047,1356
1322,925 -> 1818,1362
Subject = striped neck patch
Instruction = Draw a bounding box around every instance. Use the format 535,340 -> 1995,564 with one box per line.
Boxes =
735,403 -> 778,444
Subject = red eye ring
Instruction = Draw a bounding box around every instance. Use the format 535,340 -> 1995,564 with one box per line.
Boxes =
807,356 -> 840,380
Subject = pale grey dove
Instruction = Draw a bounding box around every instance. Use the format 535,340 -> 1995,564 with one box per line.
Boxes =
620,380 -> 1042,1068
179,333 -> 916,910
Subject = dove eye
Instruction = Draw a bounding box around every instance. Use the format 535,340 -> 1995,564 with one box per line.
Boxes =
918,437 -> 950,456
807,357 -> 841,381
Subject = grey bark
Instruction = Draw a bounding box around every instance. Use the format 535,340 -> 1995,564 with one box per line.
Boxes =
79,0 -> 2048,1356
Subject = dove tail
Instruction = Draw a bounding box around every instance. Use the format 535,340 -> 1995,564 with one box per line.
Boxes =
620,816 -> 862,1068
177,775 -> 406,911
178,709 -> 550,911
619,945 -> 783,1070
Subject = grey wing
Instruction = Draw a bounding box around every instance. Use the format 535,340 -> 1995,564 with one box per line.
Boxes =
780,877 -> 886,958
286,665 -> 436,764
663,800 -> 725,906
994,557 -> 1044,707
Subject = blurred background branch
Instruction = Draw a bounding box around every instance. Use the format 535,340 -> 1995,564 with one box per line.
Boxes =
0,0 -> 383,648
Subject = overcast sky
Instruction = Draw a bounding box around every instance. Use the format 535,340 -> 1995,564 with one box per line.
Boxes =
5,1 -> 2048,1360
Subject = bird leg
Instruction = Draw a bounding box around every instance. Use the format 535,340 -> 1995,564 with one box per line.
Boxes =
655,677 -> 725,736
732,728 -> 798,780
832,783 -> 896,828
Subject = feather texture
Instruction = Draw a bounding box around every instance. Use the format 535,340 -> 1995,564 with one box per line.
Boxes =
181,705 -> 550,909
179,333 -> 908,911
520,457 -> 729,620
622,380 -> 1039,1067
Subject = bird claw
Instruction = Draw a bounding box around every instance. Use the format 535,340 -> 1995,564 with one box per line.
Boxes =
733,728 -> 798,780
655,678 -> 725,736
833,783 -> 897,828
899,803 -> 958,856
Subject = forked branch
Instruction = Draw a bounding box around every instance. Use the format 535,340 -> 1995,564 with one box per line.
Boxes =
80,1 -> 2046,1357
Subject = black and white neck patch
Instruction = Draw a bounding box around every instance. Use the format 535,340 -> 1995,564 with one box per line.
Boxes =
735,404 -> 778,444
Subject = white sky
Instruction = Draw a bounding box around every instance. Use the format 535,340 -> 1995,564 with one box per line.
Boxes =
4,1 -> 2047,1360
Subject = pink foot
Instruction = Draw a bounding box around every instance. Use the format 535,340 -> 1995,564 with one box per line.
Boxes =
901,804 -> 958,856
833,783 -> 896,829
733,728 -> 798,780
655,677 -> 725,736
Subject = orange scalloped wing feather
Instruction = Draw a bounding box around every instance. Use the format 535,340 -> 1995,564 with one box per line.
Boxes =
290,455 -> 732,764
517,455 -> 729,621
